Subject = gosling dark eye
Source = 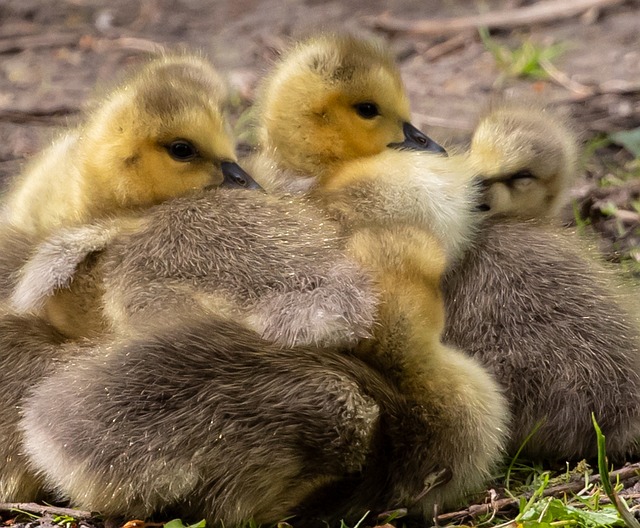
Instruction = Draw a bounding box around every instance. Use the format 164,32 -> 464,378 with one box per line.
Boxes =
166,140 -> 198,162
353,102 -> 380,119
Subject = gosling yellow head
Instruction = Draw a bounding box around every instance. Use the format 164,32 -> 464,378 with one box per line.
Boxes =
469,103 -> 579,219
4,53 -> 258,236
254,34 -> 445,185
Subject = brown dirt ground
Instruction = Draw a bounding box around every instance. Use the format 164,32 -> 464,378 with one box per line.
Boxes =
1,0 -> 640,526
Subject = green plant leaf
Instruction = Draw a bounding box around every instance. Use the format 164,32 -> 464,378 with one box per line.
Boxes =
609,128 -> 640,158
164,519 -> 206,528
478,27 -> 565,81
519,497 -> 624,526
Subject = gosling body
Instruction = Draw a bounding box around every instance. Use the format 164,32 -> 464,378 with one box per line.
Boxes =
443,218 -> 640,459
14,188 -> 378,347
23,315 -> 440,525
317,150 -> 508,517
247,33 -> 509,515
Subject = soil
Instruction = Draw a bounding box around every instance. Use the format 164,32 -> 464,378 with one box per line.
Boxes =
1,0 -> 640,526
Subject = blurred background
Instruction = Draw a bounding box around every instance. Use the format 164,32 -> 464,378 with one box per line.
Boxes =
1,0 -> 639,267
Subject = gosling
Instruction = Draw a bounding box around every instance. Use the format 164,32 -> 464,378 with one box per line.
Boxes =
246,33 -> 445,194
470,102 -> 578,219
2,52 -> 256,237
442,103 -> 640,460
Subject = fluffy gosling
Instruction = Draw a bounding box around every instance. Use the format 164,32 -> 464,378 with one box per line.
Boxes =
2,53 -> 256,237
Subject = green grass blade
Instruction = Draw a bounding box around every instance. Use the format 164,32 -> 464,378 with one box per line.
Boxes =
592,413 -> 640,528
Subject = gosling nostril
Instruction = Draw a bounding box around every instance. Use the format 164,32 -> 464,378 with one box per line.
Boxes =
220,161 -> 263,191
388,122 -> 448,155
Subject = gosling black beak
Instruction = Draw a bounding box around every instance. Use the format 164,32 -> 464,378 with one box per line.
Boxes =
220,161 -> 263,191
388,122 -> 447,155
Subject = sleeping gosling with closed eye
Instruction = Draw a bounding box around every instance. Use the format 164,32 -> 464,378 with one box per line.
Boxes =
442,103 -> 640,460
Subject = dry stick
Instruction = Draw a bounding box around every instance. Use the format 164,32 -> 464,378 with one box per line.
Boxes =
423,33 -> 470,61
539,59 -> 640,100
83,36 -> 166,54
551,78 -> 640,106
436,462 -> 640,523
0,33 -> 79,54
0,32 -> 165,55
0,502 -> 94,519
366,0 -> 626,35
539,58 -> 596,97
0,106 -> 80,124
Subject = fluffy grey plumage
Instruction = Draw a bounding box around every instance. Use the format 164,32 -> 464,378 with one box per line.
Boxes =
22,316 -> 431,525
442,217 -> 640,460
11,221 -> 120,338
15,188 -> 378,348
0,226 -> 40,302
0,312 -> 69,501
13,168 -> 508,524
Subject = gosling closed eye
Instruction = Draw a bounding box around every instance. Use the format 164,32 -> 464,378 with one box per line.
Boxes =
509,170 -> 535,181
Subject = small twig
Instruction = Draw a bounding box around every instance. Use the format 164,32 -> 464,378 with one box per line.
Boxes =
121,521 -> 165,528
0,502 -> 94,519
366,0 -> 626,36
549,78 -> 640,106
539,58 -> 596,97
0,33 -> 79,54
0,106 -> 80,124
599,492 -> 640,504
598,79 -> 640,95
79,35 -> 166,54
0,31 -> 165,56
436,462 -> 640,523
422,33 -> 470,61
436,497 -> 518,523
540,59 -> 640,101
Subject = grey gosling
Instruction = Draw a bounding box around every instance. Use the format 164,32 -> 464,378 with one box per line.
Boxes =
442,104 -> 640,460
0,312 -> 69,501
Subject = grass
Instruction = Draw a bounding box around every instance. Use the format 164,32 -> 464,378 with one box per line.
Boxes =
478,27 -> 565,82
424,417 -> 640,527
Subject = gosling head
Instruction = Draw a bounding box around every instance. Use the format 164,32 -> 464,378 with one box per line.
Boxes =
255,34 -> 445,182
80,53 -> 258,212
469,104 -> 579,219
